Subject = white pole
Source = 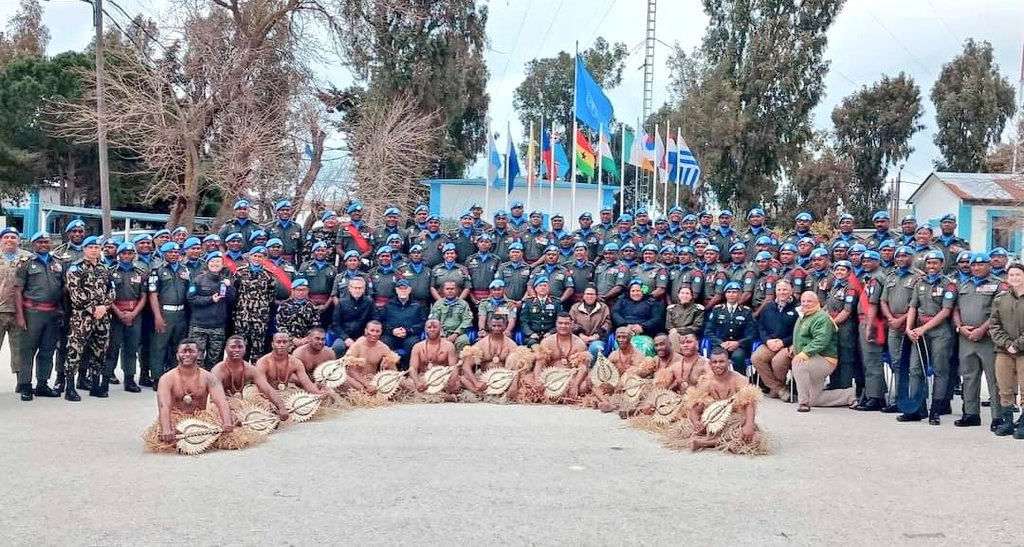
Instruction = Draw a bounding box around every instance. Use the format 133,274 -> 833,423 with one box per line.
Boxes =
527,118 -> 535,211
633,118 -> 639,214
485,120 -> 492,220
570,45 -> 579,225
505,121 -> 512,212
549,121 -> 555,216
675,127 -> 682,208
662,119 -> 669,216
654,122 -> 660,213
618,122 -> 626,218
596,124 -> 603,214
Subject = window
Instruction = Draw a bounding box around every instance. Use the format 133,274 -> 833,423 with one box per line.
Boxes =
990,214 -> 1023,253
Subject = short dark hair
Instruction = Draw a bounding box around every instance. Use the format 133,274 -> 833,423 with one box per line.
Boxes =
1008,263 -> 1024,275
178,338 -> 199,349
308,327 -> 326,337
556,311 -> 572,320
710,346 -> 728,358
226,335 -> 245,345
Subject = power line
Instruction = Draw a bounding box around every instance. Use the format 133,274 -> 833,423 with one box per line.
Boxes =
923,0 -> 963,44
494,0 -> 535,105
856,0 -> 934,77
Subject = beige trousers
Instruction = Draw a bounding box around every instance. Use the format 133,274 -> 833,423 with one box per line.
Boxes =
792,355 -> 856,407
751,344 -> 792,392
994,353 -> 1024,408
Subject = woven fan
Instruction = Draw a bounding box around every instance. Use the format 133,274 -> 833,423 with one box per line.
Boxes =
458,346 -> 482,367
232,401 -> 280,436
589,354 -> 620,389
505,346 -> 536,372
372,370 -> 407,399
241,384 -> 262,401
701,396 -> 736,435
314,359 -> 348,388
621,373 -> 648,407
540,367 -> 574,400
647,388 -> 683,426
284,391 -> 322,423
174,418 -> 223,456
422,366 -> 455,394
479,368 -> 516,395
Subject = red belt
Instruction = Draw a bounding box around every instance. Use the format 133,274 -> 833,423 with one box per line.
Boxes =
471,289 -> 489,301
918,314 -> 934,324
310,294 -> 329,305
25,299 -> 58,312
114,299 -> 137,312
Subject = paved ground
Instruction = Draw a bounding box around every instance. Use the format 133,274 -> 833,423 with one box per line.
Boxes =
2,343 -> 1023,546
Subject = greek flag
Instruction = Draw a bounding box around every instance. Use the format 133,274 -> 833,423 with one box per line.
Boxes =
677,139 -> 701,189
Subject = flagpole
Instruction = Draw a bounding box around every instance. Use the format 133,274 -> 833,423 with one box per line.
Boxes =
652,122 -> 659,213
675,127 -> 682,208
527,118 -> 535,211
505,122 -> 512,212
485,121 -> 492,219
633,118 -> 639,215
548,121 -> 555,215
596,123 -> 604,213
570,44 -> 580,227
662,119 -> 670,216
618,122 -> 626,218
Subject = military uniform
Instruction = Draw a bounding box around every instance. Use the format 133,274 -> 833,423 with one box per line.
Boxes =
298,259 -> 336,327
705,303 -> 755,372
337,220 -> 374,257
824,276 -> 861,391
496,260 -> 532,302
428,298 -> 473,350
186,268 -> 234,369
908,275 -> 957,417
487,228 -> 520,262
518,295 -> 561,345
521,227 -> 550,264
723,263 -> 756,304
276,297 -> 321,348
396,261 -> 432,305
566,260 -> 595,299
477,297 -> 517,331
465,252 -> 501,302
65,259 -> 115,384
233,265 -> 277,359
595,260 -> 629,302
858,267 -> 887,402
267,257 -> 297,302
368,264 -> 400,308
750,269 -> 777,315
630,262 -> 669,298
218,218 -> 259,252
304,227 -> 339,265
0,249 -> 30,376
740,227 -> 775,257
330,270 -> 372,302
572,228 -> 604,261
776,263 -> 807,295
148,263 -> 190,379
708,229 -> 739,262
431,262 -> 470,295
372,224 -> 405,250
935,234 -> 969,273
881,267 -> 917,408
530,263 -> 574,301
14,253 -> 63,390
864,230 -> 897,250
264,219 -> 304,263
105,262 -> 147,381
448,228 -> 479,262
956,275 -> 1003,420
54,242 -> 84,388
414,232 -> 447,268
782,231 -> 816,247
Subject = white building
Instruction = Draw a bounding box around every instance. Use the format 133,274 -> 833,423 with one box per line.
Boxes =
907,172 -> 1024,253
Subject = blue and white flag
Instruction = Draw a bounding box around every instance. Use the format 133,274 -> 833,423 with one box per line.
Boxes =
574,55 -> 615,133
677,139 -> 701,189
505,136 -> 520,194
487,131 -> 502,187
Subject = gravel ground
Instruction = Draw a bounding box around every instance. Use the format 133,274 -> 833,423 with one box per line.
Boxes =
1,344 -> 1022,546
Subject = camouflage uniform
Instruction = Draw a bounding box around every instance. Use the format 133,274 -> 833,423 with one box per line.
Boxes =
304,227 -> 339,265
276,297 -> 321,349
186,268 -> 233,369
232,265 -> 277,359
428,297 -> 473,350
0,249 -> 31,375
65,259 -> 115,381
53,242 -> 84,387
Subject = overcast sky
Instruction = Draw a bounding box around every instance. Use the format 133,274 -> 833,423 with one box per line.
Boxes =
5,0 -> 1023,202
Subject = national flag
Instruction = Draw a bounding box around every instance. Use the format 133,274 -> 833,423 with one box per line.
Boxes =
641,129 -> 658,172
506,136 -> 520,194
625,126 -> 645,169
527,125 -> 536,186
665,135 -> 678,183
598,129 -> 619,179
487,130 -> 501,188
677,138 -> 702,189
654,126 -> 667,180
540,130 -> 570,179
574,129 -> 596,178
574,55 -> 615,133
541,129 -> 554,178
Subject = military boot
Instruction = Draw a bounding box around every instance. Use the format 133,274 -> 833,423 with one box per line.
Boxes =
18,383 -> 33,401
124,376 -> 141,393
1014,416 -> 1024,440
89,375 -> 108,398
139,370 -> 153,387
75,370 -> 90,390
54,367 -> 66,392
994,410 -> 1016,436
64,381 -> 81,402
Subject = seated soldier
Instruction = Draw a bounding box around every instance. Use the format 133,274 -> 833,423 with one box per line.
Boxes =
155,339 -> 235,444
403,318 -> 459,396
210,335 -> 289,421
254,332 -> 323,394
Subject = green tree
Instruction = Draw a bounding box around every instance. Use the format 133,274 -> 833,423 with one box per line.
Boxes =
832,73 -> 924,224
780,134 -> 854,225
512,37 -> 628,141
661,0 -> 844,213
931,39 -> 1017,172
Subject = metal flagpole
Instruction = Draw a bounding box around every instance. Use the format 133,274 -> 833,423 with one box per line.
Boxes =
527,119 -> 535,211
596,124 -> 603,213
662,119 -> 670,215
505,121 -> 512,212
485,120 -> 492,219
675,127 -> 682,208
549,121 -> 555,215
653,122 -> 660,212
633,117 -> 640,214
618,122 -> 627,218
570,43 -> 580,225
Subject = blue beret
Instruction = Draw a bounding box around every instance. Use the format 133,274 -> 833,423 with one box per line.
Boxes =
692,237 -> 709,246
579,212 -> 592,220
705,244 -> 720,253
0,227 -> 19,238
602,243 -> 619,252
573,241 -> 588,250
940,213 -> 956,223
628,277 -> 645,287
395,278 -> 411,288
510,200 -> 524,209
206,251 -> 223,260
895,246 -> 914,256
414,204 -> 429,214
265,238 -> 283,248
989,247 -> 1008,258
249,245 -> 268,255
532,276 -> 550,287
291,278 -> 309,289
755,251 -> 773,261
878,240 -> 896,250
850,244 -> 867,254
924,250 -> 945,262
248,230 -> 267,242
275,199 -> 292,211
471,202 -> 482,209
224,232 -> 243,243
65,219 -> 85,232
621,242 -> 637,251
617,214 -> 633,223
600,206 -> 613,213
544,245 -> 559,253
678,246 -> 694,255
343,250 -> 360,260
203,234 -> 221,243
159,242 -> 179,253
311,241 -> 328,251
719,210 -> 733,218
641,244 -> 658,253
508,242 -> 524,251
386,233 -> 403,242
384,207 -> 400,216
729,242 -> 746,253
795,212 -> 813,222
872,211 -> 890,221
915,225 -> 933,234
172,226 -> 189,235
838,213 -> 854,222
798,237 -> 815,246
682,214 -> 697,222
668,206 -> 684,215
477,233 -> 493,241
862,250 -> 881,261
346,202 -> 363,214
132,233 -> 152,243
724,281 -> 741,291
153,229 -> 170,238
233,199 -> 250,209
459,210 -> 473,220
182,237 -> 201,250
831,240 -> 850,250
660,245 -> 675,254
82,236 -> 101,247
748,207 -> 765,218
833,260 -> 853,270
375,245 -> 393,256
442,243 -> 457,253
493,210 -> 507,219
698,210 -> 712,218
427,214 -> 441,222
956,250 -> 972,262
636,207 -> 648,215
322,210 -> 337,221
409,244 -> 424,252
901,215 -> 917,225
489,279 -> 505,289
780,243 -> 797,253
653,216 -> 667,224
756,235 -> 774,246
810,248 -> 829,259
116,242 -> 135,253
970,252 -> 989,264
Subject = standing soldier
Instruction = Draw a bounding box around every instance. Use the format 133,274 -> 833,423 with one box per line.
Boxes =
101,237 -> 119,267
186,251 -> 234,369
783,212 -> 816,247
824,261 -> 861,394
594,243 -> 628,303
507,201 -> 528,231
218,199 -> 259,252
935,213 -> 970,273
397,245 -> 433,307
132,233 -> 159,388
631,244 -> 669,301
487,210 -> 519,262
1,228 -> 30,392
373,206 -> 404,249
708,210 -> 738,260
830,213 -> 861,247
368,246 -> 400,308
573,212 -> 603,261
54,219 -> 89,393
148,242 -> 191,385
305,210 -> 341,265
521,211 -> 550,264
952,253 -> 1003,429
739,207 -> 774,257
404,205 -> 430,249
852,251 -> 888,411
749,251 -> 778,317
897,215 -> 918,246
595,207 -> 616,242
170,226 -> 189,246
222,233 -> 247,273
265,238 -> 297,305
276,279 -> 321,349
14,232 -> 64,400
465,234 -> 501,306
338,202 -> 373,261
429,280 -> 473,351
495,242 -> 531,303
297,241 -> 336,328
904,251 -> 957,425
529,246 -> 575,304
105,242 -> 147,392
414,214 -> 447,268
669,246 -> 702,305
233,246 -> 277,360
566,242 -> 595,302
880,246 -> 918,414
152,229 -> 172,256
181,237 -> 205,277
449,211 -> 479,262
53,218 -> 88,263
723,243 -> 755,306
202,234 -> 221,257
264,199 -> 304,264
430,244 -> 470,301
65,236 -> 115,399
865,210 -> 897,251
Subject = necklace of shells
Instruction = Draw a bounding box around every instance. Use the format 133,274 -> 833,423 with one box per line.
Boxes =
487,335 -> 507,365
223,361 -> 246,395
180,372 -> 202,406
423,337 -> 445,368
268,358 -> 291,390
555,335 -> 573,366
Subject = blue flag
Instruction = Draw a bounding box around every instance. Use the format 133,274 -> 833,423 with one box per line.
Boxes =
574,55 -> 615,133
487,131 -> 502,187
506,138 -> 520,194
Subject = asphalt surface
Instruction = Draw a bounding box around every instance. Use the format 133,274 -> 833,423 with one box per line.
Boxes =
2,342 -> 1022,546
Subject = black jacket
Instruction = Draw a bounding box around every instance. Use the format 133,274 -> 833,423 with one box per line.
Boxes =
187,270 -> 234,328
332,294 -> 374,342
611,297 -> 665,335
756,299 -> 799,346
376,298 -> 426,339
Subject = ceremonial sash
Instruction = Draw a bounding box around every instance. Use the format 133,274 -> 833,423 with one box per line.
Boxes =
345,224 -> 371,254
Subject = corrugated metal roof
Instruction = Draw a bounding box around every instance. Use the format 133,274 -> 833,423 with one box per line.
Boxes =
932,172 -> 1024,202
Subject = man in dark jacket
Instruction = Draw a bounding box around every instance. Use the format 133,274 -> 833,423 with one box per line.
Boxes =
611,279 -> 665,336
377,280 -> 425,370
186,251 -> 235,369
706,282 -> 756,372
331,276 -> 374,357
751,278 -> 799,400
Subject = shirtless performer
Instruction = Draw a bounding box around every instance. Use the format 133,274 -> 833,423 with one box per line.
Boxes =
404,318 -> 459,397
210,335 -> 289,421
340,320 -> 393,394
531,313 -> 589,400
292,328 -> 336,376
596,327 -> 652,413
659,330 -> 709,393
254,332 -> 323,395
684,348 -> 760,451
157,339 -> 235,443
465,315 -> 519,398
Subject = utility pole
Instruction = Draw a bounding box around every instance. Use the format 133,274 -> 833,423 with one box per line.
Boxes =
639,0 -> 657,210
1013,40 -> 1023,175
94,0 -> 113,235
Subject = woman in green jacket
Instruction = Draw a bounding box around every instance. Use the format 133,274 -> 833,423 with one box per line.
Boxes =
791,291 -> 857,412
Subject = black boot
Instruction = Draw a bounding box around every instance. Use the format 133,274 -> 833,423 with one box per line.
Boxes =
76,370 -> 90,390
954,414 -> 981,427
124,376 -> 141,393
18,383 -> 33,401
991,417 -> 1005,432
54,368 -> 66,392
64,382 -> 80,402
34,383 -> 60,397
139,371 -> 153,387
107,373 -> 120,385
881,403 -> 900,414
994,410 -> 1016,436
1014,417 -> 1024,440
853,397 -> 886,411
928,404 -> 941,425
89,376 -> 107,398
897,412 -> 923,422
